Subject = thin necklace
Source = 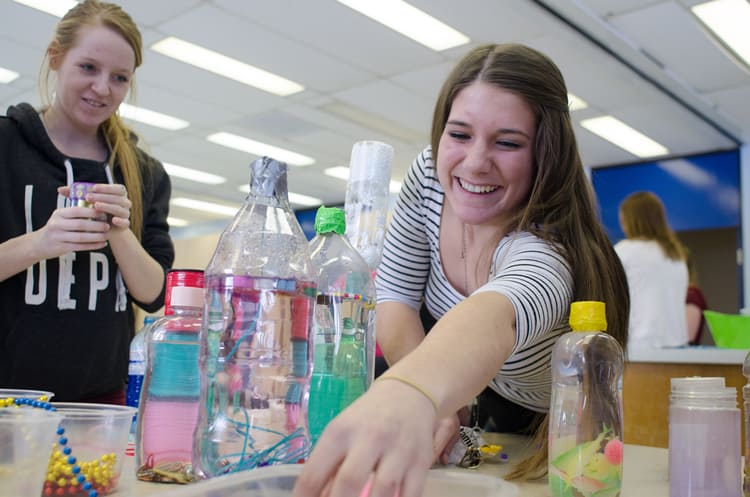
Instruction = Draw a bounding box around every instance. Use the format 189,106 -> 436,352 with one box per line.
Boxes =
462,223 -> 469,295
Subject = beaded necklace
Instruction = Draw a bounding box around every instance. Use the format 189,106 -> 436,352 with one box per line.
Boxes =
1,396 -> 116,497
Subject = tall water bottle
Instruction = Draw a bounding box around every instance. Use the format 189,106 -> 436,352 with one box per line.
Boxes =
127,315 -> 159,410
193,157 -> 316,478
136,269 -> 204,483
127,314 -> 159,448
307,206 -> 375,445
549,301 -> 624,497
344,140 -> 393,272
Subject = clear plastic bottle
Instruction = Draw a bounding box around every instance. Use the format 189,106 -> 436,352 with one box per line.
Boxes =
745,352 -> 750,497
549,301 -> 624,497
136,269 -> 204,483
307,206 -> 375,445
344,140 -> 393,272
193,157 -> 316,478
127,315 -> 159,410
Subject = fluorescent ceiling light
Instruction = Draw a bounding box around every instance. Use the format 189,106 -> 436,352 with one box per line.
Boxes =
13,0 -> 75,17
119,103 -> 189,131
568,93 -> 588,111
167,216 -> 189,227
0,67 -> 19,84
692,0 -> 750,67
151,37 -> 304,96
580,116 -> 669,158
207,132 -> 315,167
171,197 -> 240,217
163,162 -> 226,185
336,0 -> 469,51
324,166 -> 350,181
238,184 -> 322,206
288,192 -> 322,207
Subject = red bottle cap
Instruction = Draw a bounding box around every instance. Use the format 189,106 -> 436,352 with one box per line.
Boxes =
165,269 -> 204,314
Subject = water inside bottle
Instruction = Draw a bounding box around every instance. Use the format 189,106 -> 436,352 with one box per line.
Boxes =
195,275 -> 315,476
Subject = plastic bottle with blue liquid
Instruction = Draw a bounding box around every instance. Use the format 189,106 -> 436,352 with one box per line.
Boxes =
136,269 -> 204,483
307,206 -> 375,445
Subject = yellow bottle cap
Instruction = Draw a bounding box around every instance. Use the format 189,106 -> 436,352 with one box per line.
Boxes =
569,301 -> 607,332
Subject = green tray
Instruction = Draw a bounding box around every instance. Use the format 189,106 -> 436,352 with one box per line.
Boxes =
704,310 -> 750,349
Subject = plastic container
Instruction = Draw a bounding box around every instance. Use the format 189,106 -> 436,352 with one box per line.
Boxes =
669,377 -> 741,497
45,403 -> 135,496
344,140 -> 393,272
193,157 -> 316,479
149,464 -> 519,497
0,407 -> 61,497
0,389 -> 54,401
548,301 -> 624,497
136,270 -> 204,483
307,206 -> 375,445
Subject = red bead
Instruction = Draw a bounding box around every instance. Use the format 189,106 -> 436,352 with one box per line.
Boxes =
55,488 -> 65,496
44,488 -> 53,496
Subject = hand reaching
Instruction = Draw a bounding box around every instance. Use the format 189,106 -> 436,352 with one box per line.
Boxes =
293,379 -> 437,497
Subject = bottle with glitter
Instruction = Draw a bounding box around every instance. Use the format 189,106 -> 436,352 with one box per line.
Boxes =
344,140 -> 393,273
548,301 -> 624,497
136,269 -> 204,483
193,157 -> 316,479
307,206 -> 375,445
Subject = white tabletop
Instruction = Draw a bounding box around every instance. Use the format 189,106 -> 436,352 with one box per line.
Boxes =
114,433 -> 669,496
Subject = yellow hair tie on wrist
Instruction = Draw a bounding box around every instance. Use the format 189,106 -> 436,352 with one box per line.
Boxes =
378,375 -> 438,414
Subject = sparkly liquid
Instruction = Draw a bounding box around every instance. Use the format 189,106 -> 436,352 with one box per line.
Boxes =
194,276 -> 314,477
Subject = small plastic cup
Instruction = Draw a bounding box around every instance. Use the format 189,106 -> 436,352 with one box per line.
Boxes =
45,403 -> 136,497
0,407 -> 62,497
0,389 -> 54,401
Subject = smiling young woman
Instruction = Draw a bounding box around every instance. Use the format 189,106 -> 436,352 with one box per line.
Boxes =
0,0 -> 174,404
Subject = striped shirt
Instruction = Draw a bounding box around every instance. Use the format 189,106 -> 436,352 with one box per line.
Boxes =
376,147 -> 573,412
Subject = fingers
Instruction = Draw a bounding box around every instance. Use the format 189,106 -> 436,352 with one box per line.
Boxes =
86,184 -> 131,228
432,415 -> 460,464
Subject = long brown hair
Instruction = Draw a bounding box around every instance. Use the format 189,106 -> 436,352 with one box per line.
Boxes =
431,44 -> 630,479
40,0 -> 145,241
619,191 -> 686,261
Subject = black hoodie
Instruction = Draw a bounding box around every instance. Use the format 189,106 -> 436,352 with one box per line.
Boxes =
0,103 -> 175,401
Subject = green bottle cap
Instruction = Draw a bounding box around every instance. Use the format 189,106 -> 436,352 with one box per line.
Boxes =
314,206 -> 346,235
569,301 -> 607,332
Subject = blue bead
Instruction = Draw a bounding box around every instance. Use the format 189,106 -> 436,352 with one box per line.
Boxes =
72,465 -> 81,474
83,482 -> 92,490
77,475 -> 85,483
89,490 -> 98,497
67,456 -> 76,464
63,447 -> 72,455
58,436 -> 67,445
56,427 -> 65,435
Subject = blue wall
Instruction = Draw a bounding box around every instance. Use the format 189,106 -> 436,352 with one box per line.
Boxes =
591,149 -> 740,242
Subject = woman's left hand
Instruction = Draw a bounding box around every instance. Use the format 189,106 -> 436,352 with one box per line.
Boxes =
62,183 -> 132,232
